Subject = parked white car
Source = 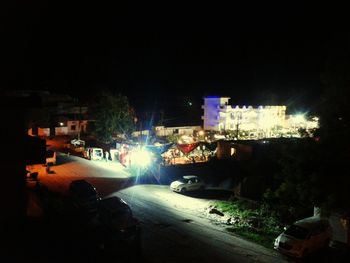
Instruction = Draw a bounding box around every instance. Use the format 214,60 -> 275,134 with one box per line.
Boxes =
71,139 -> 85,147
274,216 -> 331,258
170,175 -> 205,193
84,147 -> 104,161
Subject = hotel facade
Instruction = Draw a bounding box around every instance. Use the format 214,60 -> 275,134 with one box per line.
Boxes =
202,96 -> 317,138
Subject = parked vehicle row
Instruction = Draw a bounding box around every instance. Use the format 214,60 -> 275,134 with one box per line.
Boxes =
170,175 -> 334,259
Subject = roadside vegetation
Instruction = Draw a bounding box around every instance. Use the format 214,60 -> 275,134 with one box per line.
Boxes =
209,199 -> 282,248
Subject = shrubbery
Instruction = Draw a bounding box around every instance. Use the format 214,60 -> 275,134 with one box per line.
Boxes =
211,199 -> 282,248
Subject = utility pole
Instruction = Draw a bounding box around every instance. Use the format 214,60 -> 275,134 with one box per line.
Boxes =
77,103 -> 81,141
74,97 -> 82,141
139,117 -> 143,145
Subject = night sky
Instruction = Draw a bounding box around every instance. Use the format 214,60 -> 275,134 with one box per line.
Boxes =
1,3 -> 341,125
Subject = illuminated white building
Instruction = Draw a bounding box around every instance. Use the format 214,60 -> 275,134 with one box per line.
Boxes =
202,96 -> 288,138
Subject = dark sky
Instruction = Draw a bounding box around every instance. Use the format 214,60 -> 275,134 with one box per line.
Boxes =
1,2 -> 342,125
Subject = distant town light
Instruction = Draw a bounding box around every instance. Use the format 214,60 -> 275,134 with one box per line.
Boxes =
202,96 -> 319,139
179,135 -> 194,144
59,122 -> 64,126
293,114 -> 306,123
260,115 -> 276,128
214,134 -> 226,139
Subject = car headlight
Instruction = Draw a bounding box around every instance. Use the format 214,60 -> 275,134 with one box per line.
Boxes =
274,237 -> 280,246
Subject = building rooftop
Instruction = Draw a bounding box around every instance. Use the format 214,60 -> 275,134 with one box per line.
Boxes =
203,96 -> 230,99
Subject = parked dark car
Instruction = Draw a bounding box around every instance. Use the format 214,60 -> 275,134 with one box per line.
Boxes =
97,196 -> 141,253
68,180 -> 101,216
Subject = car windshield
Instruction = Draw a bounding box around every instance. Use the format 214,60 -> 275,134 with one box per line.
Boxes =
46,150 -> 54,157
100,199 -> 132,217
284,225 -> 310,240
178,178 -> 190,183
75,188 -> 96,198
177,178 -> 197,184
71,182 -> 97,198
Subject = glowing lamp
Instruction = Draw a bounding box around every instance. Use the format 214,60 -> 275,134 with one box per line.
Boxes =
131,148 -> 152,167
294,114 -> 306,123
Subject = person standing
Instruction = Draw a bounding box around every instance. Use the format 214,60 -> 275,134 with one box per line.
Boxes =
105,151 -> 109,162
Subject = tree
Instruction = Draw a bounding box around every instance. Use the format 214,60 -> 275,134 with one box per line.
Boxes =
264,34 -> 350,219
263,140 -> 323,222
316,33 -> 350,211
90,91 -> 135,143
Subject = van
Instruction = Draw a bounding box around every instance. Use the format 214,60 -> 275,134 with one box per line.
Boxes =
274,216 -> 331,258
46,150 -> 56,165
84,147 -> 103,161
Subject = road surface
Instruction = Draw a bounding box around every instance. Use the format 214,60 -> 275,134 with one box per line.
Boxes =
29,152 -> 288,263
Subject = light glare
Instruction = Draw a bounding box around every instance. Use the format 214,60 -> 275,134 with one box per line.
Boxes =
131,148 -> 152,167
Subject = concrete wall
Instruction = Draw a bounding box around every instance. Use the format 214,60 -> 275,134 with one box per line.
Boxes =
329,213 -> 349,245
29,121 -> 88,137
55,126 -> 68,135
202,97 -> 230,131
132,130 -> 150,137
178,126 -> 201,135
38,128 -> 50,137
67,120 -> 88,135
154,126 -> 201,137
217,141 -> 253,160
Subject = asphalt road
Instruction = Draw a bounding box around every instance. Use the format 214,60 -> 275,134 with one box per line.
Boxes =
30,152 -> 288,263
115,185 -> 287,263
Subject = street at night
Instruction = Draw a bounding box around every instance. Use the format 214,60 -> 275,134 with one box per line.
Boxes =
2,4 -> 350,262
28,152 -> 286,263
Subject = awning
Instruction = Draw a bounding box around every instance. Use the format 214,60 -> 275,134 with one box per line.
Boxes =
144,142 -> 174,155
176,142 -> 199,154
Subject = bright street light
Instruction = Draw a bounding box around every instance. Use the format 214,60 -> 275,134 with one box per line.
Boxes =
130,147 -> 153,167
